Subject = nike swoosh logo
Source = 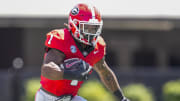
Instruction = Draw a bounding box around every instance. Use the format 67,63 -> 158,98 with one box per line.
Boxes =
94,51 -> 99,54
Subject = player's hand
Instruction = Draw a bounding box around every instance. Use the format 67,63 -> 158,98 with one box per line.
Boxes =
121,97 -> 130,101
60,58 -> 92,81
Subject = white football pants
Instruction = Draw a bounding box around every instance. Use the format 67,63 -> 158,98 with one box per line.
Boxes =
35,89 -> 87,101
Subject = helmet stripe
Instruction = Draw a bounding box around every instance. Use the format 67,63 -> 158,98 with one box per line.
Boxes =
90,5 -> 95,19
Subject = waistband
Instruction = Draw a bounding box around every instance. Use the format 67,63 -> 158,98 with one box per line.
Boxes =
40,87 -> 72,101
40,87 -> 58,97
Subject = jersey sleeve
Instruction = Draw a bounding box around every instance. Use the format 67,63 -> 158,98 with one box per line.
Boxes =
97,36 -> 106,56
91,36 -> 106,66
45,29 -> 66,53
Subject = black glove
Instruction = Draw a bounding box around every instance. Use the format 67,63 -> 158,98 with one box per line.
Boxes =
121,97 -> 130,101
60,58 -> 92,81
114,89 -> 130,101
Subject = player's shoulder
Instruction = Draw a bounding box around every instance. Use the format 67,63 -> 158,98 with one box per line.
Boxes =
97,36 -> 106,47
46,29 -> 66,40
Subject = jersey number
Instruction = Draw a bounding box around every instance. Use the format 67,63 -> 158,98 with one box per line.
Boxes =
48,34 -> 53,45
71,80 -> 78,86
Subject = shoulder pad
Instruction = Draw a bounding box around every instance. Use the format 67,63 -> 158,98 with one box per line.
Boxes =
45,29 -> 66,51
97,36 -> 106,46
95,36 -> 106,57
47,29 -> 65,40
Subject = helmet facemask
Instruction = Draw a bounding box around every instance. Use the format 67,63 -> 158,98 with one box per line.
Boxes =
69,17 -> 103,46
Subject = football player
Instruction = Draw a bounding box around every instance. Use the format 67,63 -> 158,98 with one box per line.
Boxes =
35,3 -> 129,101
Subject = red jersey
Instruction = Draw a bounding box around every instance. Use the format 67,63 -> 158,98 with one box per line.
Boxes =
40,28 -> 106,96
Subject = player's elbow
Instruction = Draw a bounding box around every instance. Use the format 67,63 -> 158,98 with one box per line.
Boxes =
41,62 -> 63,80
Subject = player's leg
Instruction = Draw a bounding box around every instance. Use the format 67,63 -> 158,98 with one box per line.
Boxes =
35,88 -> 57,101
35,89 -> 87,101
35,89 -> 45,101
71,96 -> 87,101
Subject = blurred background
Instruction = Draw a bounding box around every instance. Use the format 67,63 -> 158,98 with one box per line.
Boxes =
1,0 -> 180,101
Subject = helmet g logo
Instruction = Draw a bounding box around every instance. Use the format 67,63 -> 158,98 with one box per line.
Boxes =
71,7 -> 79,15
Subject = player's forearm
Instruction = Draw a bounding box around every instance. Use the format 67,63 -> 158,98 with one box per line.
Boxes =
99,68 -> 126,100
94,59 -> 127,100
41,62 -> 64,80
99,67 -> 120,92
94,60 -> 126,100
94,60 -> 121,92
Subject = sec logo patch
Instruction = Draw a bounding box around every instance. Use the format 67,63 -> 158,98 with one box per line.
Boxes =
70,45 -> 77,53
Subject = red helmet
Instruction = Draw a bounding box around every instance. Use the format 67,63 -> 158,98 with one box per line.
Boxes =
68,3 -> 103,46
